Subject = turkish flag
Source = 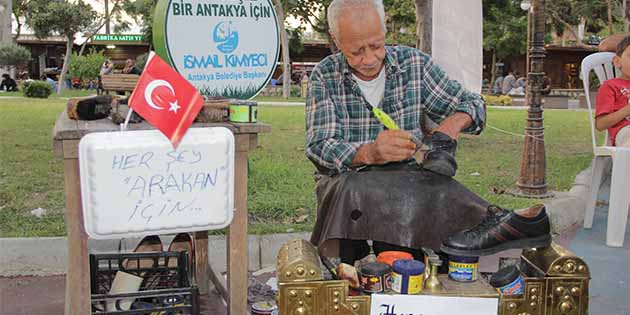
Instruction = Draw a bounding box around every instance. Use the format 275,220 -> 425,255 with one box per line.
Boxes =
129,52 -> 204,147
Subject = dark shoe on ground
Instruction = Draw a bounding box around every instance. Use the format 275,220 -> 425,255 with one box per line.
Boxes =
422,131 -> 458,177
440,204 -> 551,256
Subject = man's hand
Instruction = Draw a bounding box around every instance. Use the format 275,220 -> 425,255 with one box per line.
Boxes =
353,130 -> 416,165
433,112 -> 473,140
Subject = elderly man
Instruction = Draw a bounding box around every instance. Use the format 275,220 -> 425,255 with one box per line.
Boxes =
306,0 -> 551,263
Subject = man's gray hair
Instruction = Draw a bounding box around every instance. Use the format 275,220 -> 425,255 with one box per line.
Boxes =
327,0 -> 387,39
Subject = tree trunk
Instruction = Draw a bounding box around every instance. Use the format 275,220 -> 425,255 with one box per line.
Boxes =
79,20 -> 108,56
415,0 -> 432,54
273,0 -> 291,99
489,50 -> 497,94
58,37 -> 73,95
80,1 -> 120,56
12,14 -> 22,42
608,0 -> 614,35
105,0 -> 110,35
549,12 -> 589,47
0,0 -> 11,44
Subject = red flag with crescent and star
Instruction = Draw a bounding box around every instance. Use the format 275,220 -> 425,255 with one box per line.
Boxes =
129,52 -> 204,147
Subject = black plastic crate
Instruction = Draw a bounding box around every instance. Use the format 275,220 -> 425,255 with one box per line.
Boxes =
90,251 -> 199,315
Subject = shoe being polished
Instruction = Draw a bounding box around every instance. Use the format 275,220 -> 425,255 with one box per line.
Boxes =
422,131 -> 458,177
440,204 -> 551,256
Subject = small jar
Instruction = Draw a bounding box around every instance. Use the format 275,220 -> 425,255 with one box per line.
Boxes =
490,266 -> 525,295
448,255 -> 479,282
229,100 -> 258,123
251,301 -> 278,315
376,251 -> 413,267
359,262 -> 391,294
391,259 -> 425,294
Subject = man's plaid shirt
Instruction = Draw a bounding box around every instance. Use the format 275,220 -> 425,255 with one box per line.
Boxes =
305,45 -> 486,173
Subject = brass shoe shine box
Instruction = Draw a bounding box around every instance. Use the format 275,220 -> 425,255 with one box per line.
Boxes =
276,241 -> 589,315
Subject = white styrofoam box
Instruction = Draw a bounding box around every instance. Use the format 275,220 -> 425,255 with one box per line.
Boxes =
79,128 -> 234,239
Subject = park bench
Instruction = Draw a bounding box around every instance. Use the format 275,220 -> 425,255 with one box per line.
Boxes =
101,73 -> 140,95
549,88 -> 583,99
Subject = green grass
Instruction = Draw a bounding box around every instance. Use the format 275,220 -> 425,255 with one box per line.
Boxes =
253,96 -> 305,103
0,89 -> 96,99
0,98 -> 67,236
0,100 -> 601,237
0,91 -> 305,103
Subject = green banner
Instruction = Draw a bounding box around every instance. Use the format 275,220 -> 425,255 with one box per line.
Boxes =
92,34 -> 144,42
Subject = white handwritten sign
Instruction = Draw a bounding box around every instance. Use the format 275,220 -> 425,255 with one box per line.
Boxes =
79,128 -> 234,239
370,294 -> 498,315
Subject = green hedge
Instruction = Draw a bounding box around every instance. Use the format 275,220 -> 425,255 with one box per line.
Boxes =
23,81 -> 53,98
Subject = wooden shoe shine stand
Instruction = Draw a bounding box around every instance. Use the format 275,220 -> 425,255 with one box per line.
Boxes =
52,110 -> 270,315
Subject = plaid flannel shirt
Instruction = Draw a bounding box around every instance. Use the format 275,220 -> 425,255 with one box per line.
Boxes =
305,45 -> 486,173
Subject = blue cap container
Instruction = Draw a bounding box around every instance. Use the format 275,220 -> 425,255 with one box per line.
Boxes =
391,259 -> 425,294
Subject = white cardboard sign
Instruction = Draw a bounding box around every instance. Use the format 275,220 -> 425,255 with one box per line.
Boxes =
370,294 -> 498,315
79,127 -> 235,239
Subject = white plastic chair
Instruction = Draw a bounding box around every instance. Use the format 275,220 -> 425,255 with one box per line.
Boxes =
580,52 -> 630,247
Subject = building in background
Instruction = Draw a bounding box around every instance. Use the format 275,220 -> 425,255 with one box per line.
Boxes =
89,34 -> 149,66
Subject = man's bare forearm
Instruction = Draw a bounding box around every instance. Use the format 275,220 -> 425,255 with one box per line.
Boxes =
434,112 -> 473,140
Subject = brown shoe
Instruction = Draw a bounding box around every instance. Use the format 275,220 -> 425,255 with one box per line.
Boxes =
167,233 -> 194,273
122,235 -> 163,271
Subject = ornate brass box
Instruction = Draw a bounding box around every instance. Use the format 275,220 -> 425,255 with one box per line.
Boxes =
500,243 -> 590,315
277,239 -> 323,283
276,240 -> 590,315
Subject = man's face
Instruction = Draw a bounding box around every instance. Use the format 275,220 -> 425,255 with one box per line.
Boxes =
333,7 -> 386,81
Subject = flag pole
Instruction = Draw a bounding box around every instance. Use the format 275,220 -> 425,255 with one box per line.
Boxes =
121,51 -> 157,132
121,108 -> 134,131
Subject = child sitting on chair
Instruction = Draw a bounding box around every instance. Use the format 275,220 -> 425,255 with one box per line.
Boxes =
596,35 -> 630,147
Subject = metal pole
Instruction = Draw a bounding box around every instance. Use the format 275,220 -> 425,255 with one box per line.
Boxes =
526,9 -> 531,76
515,0 -> 554,198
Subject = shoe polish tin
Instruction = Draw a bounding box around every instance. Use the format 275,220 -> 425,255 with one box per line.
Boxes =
252,301 -> 278,315
489,265 -> 525,295
359,262 -> 391,294
448,255 -> 479,282
391,259 -> 425,294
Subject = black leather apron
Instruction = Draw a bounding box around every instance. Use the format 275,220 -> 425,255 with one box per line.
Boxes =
310,163 -> 490,256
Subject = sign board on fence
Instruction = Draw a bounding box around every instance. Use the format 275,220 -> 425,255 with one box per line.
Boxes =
153,0 -> 280,99
370,294 -> 498,315
79,128 -> 235,239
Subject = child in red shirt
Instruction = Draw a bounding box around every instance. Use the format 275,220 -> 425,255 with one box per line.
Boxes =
596,36 -> 630,147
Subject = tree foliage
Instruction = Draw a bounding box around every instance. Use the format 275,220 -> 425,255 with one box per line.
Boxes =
383,0 -> 417,46
26,0 -> 97,94
121,0 -> 158,45
12,0 -> 29,40
68,50 -> 107,82
546,0 -> 610,45
0,43 -> 31,67
288,0 -> 418,48
483,0 -> 528,60
27,0 -> 97,41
